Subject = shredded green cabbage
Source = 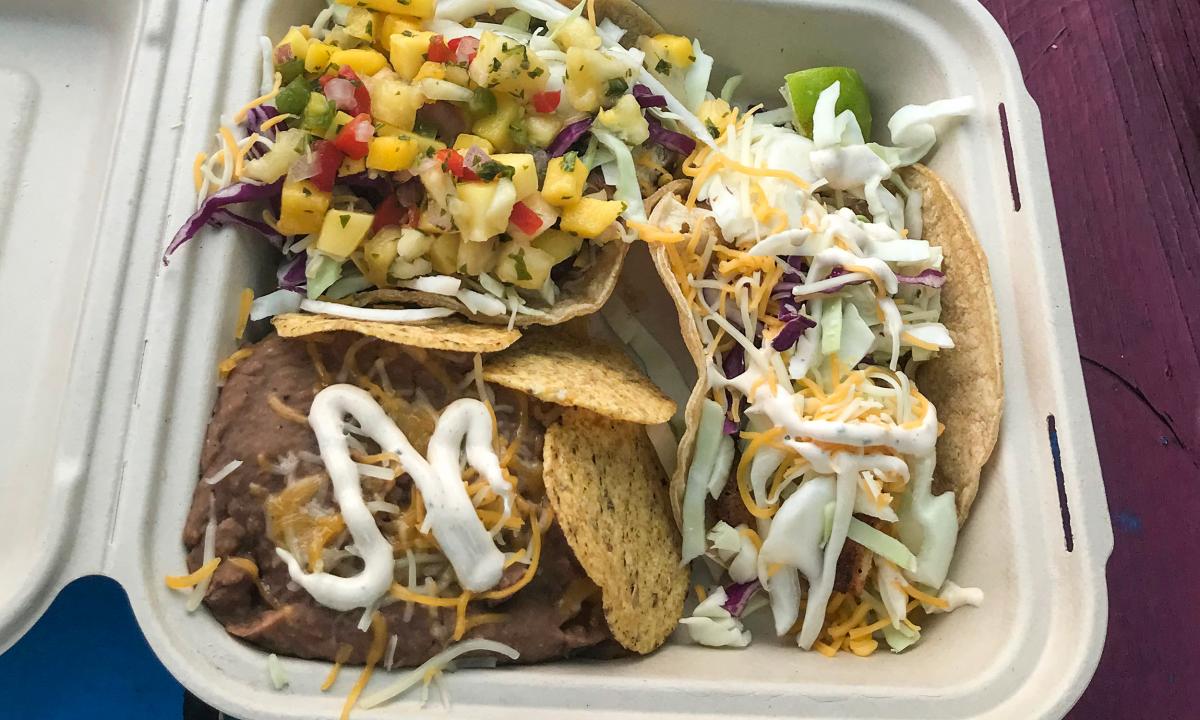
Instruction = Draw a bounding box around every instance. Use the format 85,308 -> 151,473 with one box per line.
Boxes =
820,297 -> 843,356
681,400 -> 726,562
590,127 -> 646,222
848,517 -> 917,572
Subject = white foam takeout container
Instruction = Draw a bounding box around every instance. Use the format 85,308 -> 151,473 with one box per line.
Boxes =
0,0 -> 1112,717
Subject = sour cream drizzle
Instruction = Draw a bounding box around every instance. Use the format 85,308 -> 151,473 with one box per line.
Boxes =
278,385 -> 508,611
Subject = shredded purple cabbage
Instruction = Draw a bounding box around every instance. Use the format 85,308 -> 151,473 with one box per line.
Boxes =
163,180 -> 284,265
722,418 -> 739,435
277,253 -> 307,291
772,305 -> 816,351
244,105 -> 281,160
722,580 -> 761,617
722,346 -> 746,379
415,101 -> 468,143
210,209 -> 285,249
896,268 -> 947,288
647,117 -> 697,156
547,117 -> 593,157
339,171 -> 394,203
632,84 -> 667,109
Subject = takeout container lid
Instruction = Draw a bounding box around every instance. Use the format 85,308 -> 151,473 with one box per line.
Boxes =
0,0 -> 1112,717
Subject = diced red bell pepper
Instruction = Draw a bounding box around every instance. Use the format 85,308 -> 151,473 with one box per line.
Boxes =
319,66 -> 372,115
508,201 -> 544,236
309,140 -> 344,192
435,148 -> 479,181
447,36 -> 479,65
531,90 -> 561,114
372,193 -> 420,232
427,35 -> 453,64
333,113 -> 374,159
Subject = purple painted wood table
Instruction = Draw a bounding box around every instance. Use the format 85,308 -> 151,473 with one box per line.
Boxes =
980,0 -> 1200,716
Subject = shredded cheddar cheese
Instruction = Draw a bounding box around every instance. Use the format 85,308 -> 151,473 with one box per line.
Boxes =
235,288 -> 254,340
340,612 -> 386,720
321,644 -> 355,691
165,558 -> 221,590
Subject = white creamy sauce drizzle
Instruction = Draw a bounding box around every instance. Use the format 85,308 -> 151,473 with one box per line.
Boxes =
277,385 -> 508,611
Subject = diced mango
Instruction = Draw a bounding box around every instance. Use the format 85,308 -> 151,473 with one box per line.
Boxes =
339,155 -> 367,176
468,31 -> 549,95
429,233 -> 461,274
305,42 -> 334,73
376,14 -> 423,50
413,61 -> 446,83
336,0 -> 434,20
389,30 -> 434,81
278,178 -> 331,236
489,153 -> 537,198
471,94 -> 523,152
541,153 -> 589,207
548,16 -> 601,51
638,34 -> 694,76
366,135 -> 421,171
451,179 -> 517,244
458,237 -> 499,275
563,47 -> 634,112
495,241 -> 554,289
453,133 -> 495,154
330,48 -> 389,76
531,228 -> 583,263
362,227 -> 401,287
443,64 -> 470,87
559,197 -> 624,238
276,27 -> 310,61
524,114 -> 563,148
316,210 -> 375,260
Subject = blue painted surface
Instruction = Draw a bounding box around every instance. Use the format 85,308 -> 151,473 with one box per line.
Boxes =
0,576 -> 181,718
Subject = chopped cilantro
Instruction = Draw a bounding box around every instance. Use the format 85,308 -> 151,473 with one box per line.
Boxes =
561,151 -> 578,173
705,119 -> 719,138
475,160 -> 516,182
511,249 -> 532,281
528,66 -> 544,78
491,57 -> 502,72
339,214 -> 350,228
655,58 -> 671,76
605,77 -> 629,97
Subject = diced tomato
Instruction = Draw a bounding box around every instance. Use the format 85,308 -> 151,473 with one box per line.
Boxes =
373,193 -> 421,232
333,113 -> 374,159
427,34 -> 453,64
435,148 -> 479,181
531,90 -> 561,114
447,36 -> 479,65
508,201 -> 544,235
309,140 -> 344,192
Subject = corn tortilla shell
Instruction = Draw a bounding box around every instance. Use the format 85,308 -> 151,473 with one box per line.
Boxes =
901,164 -> 1003,523
649,165 -> 1003,527
543,407 -> 687,653
483,328 -> 675,425
271,313 -> 519,353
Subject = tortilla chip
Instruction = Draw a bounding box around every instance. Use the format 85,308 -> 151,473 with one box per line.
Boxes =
543,408 -> 687,653
483,328 -> 675,425
347,240 -> 628,328
901,164 -> 1003,524
588,0 -> 666,40
271,314 -> 519,353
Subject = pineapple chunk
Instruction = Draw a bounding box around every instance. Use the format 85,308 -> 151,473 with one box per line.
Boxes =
458,237 -> 500,275
331,48 -> 389,76
362,228 -> 401,287
563,47 -> 635,112
541,152 -> 589,207
443,64 -> 470,87
595,94 -> 650,145
391,256 -> 433,280
453,133 -> 495,154
532,228 -> 583,263
524,114 -> 563,148
488,153 -> 538,198
495,241 -> 554,290
471,94 -> 523,152
429,232 -> 460,274
336,0 -> 434,19
276,27 -> 310,61
395,227 -> 433,259
339,155 -> 368,176
243,128 -> 304,183
507,193 -> 560,242
305,42 -> 334,73
560,197 -> 624,238
316,210 -> 375,260
450,180 -> 517,244
344,8 -> 377,42
367,71 -> 424,130
413,61 -> 446,83
697,98 -> 733,133
366,135 -> 421,171
548,15 -> 601,51
468,32 -> 549,96
638,34 -> 695,76
278,178 -> 331,236
389,30 -> 434,81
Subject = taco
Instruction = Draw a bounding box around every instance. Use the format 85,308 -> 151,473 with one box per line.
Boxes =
164,0 -> 691,334
175,321 -> 683,711
636,68 -> 1002,654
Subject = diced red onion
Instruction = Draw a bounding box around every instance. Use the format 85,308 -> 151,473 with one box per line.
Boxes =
462,145 -> 492,172
896,268 -> 946,288
647,117 -> 696,155
163,180 -> 284,264
547,117 -> 594,157
273,45 -> 293,65
323,78 -> 357,113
